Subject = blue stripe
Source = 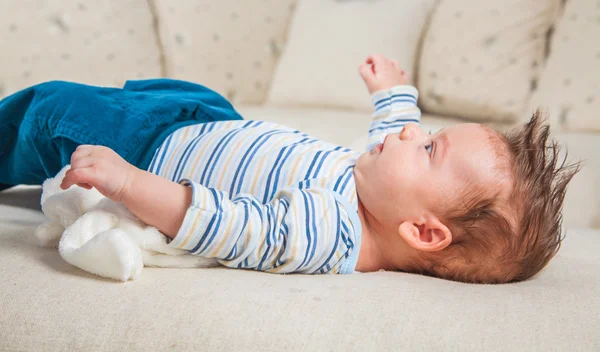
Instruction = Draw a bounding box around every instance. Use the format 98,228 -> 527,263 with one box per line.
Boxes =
257,203 -> 276,270
376,117 -> 421,126
190,212 -> 218,254
374,93 -> 416,106
312,148 -> 337,177
269,139 -> 317,201
374,94 -> 417,108
229,130 -> 280,198
263,137 -> 311,203
334,166 -> 353,192
339,169 -> 353,193
153,134 -> 174,174
305,192 -> 318,266
375,99 -> 417,111
278,222 -> 290,265
224,198 -> 250,260
262,147 -> 288,204
340,222 -> 351,246
171,124 -> 209,181
296,190 -> 313,270
369,120 -> 420,133
303,151 -> 323,180
316,199 -> 341,272
197,190 -> 224,254
149,134 -> 171,173
236,131 -> 288,196
200,127 -> 244,184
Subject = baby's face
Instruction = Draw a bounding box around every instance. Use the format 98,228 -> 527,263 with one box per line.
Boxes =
354,123 -> 501,226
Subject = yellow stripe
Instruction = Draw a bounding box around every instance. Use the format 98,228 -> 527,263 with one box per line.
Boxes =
286,141 -> 329,185
249,157 -> 267,194
179,185 -> 209,249
216,137 -> 245,189
329,152 -> 354,178
208,211 -> 236,257
349,189 -> 357,206
179,210 -> 201,249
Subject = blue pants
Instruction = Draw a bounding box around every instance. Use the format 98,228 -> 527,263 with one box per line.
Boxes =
0,79 -> 243,190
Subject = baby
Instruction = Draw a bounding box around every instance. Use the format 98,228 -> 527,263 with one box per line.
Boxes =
0,55 -> 579,283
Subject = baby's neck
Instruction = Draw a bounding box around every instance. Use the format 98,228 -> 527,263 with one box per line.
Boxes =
355,197 -> 421,273
355,198 -> 397,272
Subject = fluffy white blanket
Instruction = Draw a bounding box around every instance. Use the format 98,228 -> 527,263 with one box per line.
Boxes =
35,166 -> 218,281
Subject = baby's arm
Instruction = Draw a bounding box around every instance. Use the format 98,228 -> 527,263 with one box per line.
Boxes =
358,54 -> 422,150
60,146 -> 358,274
60,145 -> 192,238
168,180 -> 358,274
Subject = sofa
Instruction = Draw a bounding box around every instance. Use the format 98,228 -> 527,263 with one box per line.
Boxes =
1,0 -> 599,351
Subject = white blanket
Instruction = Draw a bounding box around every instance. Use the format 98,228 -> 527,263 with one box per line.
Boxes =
35,165 -> 217,281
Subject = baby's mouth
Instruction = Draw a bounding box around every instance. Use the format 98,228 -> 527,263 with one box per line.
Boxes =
380,135 -> 390,152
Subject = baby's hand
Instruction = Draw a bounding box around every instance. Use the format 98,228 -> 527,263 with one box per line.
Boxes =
60,145 -> 139,202
359,54 -> 409,94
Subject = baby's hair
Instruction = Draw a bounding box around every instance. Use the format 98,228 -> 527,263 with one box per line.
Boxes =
416,110 -> 581,284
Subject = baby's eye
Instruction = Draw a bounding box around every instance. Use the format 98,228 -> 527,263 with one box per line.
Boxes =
425,142 -> 433,155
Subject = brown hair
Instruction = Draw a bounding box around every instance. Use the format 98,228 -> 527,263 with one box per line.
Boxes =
416,110 -> 581,284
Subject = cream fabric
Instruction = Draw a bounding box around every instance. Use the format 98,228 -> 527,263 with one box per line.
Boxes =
1,190 -> 599,351
0,0 -> 161,98
266,0 -> 436,111
153,0 -> 297,104
418,0 -> 562,123
528,0 -> 600,131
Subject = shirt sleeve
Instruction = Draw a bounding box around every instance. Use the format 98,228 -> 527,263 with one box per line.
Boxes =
168,179 -> 362,274
366,85 -> 421,151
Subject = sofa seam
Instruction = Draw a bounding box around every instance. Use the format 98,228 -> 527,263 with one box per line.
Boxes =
147,0 -> 168,77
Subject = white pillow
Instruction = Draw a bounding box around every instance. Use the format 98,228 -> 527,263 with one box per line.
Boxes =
0,1 -> 161,98
418,0 -> 562,123
154,0 -> 297,105
267,0 -> 436,112
527,0 -> 600,131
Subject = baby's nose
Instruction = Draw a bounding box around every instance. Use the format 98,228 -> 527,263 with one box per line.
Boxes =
399,123 -> 421,141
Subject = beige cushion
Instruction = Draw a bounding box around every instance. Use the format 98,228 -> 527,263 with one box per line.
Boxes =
153,0 -> 297,104
418,0 -> 562,123
527,0 -> 600,131
267,0 -> 436,111
1,188 -> 599,351
0,0 -> 161,98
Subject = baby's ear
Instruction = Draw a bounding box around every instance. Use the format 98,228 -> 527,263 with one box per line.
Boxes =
397,218 -> 452,252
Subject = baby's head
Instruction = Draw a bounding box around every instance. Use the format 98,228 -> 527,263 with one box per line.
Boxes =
354,110 -> 580,284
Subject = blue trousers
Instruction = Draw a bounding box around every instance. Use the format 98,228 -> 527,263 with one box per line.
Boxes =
0,79 -> 243,190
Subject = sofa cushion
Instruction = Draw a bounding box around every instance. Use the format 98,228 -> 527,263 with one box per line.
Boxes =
266,0 -> 437,111
527,0 -> 600,131
153,0 -> 297,105
418,0 -> 562,123
1,188 -> 599,351
0,0 -> 161,98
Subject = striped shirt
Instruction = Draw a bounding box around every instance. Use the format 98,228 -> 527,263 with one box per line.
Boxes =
148,85 -> 421,274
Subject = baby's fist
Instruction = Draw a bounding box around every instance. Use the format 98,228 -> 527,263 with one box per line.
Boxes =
60,145 -> 139,202
359,54 -> 409,94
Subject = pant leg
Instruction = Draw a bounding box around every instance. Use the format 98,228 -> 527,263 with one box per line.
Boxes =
0,85 -> 65,186
0,79 -> 243,186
